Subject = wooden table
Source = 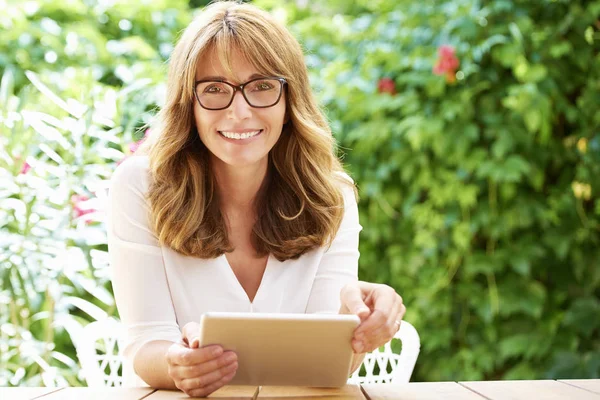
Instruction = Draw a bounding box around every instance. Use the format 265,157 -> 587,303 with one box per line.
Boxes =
1,380 -> 599,399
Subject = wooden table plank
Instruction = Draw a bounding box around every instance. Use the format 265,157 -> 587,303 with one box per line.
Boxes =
362,382 -> 487,400
460,380 -> 600,400
0,387 -> 64,400
257,385 -> 364,399
559,379 -> 600,395
40,387 -> 155,400
146,386 -> 258,399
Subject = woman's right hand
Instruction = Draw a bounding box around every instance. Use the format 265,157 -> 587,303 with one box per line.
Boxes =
165,321 -> 238,398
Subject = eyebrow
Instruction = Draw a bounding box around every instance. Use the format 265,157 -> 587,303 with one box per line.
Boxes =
197,73 -> 266,82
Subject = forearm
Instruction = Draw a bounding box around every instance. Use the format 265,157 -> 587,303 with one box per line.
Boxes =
133,340 -> 178,389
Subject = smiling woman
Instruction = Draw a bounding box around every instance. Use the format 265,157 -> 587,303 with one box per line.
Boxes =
107,1 -> 405,397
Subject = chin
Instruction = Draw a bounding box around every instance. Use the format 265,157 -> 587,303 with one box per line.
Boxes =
216,153 -> 269,169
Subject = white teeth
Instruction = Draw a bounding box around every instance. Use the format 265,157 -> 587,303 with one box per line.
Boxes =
220,130 -> 261,140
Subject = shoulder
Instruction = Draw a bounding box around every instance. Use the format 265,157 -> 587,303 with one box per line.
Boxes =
333,171 -> 358,206
110,155 -> 152,197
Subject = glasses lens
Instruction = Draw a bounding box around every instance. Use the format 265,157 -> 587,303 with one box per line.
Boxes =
196,81 -> 233,109
243,79 -> 281,107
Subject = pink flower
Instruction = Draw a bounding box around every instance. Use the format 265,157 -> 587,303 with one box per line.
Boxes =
128,141 -> 142,153
377,77 -> 396,95
19,162 -> 31,175
71,194 -> 95,220
124,128 -> 151,158
433,45 -> 460,83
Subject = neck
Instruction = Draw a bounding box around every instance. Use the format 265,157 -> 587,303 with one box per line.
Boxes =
211,156 -> 269,215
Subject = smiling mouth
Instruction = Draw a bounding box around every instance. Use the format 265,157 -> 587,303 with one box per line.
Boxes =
218,130 -> 263,140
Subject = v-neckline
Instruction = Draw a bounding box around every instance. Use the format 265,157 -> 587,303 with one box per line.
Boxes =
221,253 -> 272,305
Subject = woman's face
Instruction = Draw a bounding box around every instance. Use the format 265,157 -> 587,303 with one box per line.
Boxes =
193,48 -> 287,169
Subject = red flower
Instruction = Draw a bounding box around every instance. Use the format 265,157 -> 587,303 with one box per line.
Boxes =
377,77 -> 396,95
19,161 -> 31,175
433,45 -> 460,83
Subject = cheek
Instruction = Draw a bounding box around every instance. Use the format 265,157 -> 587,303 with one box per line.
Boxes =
193,109 -> 217,137
274,102 -> 287,126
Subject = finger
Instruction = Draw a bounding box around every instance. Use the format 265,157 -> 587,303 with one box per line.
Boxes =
385,294 -> 404,328
178,361 -> 238,392
185,369 -> 237,398
182,321 -> 202,348
352,311 -> 387,354
360,319 -> 398,353
360,303 -> 407,353
355,286 -> 398,335
351,310 -> 386,353
170,351 -> 237,380
395,304 -> 407,333
354,308 -> 387,337
340,284 -> 371,321
172,344 -> 224,366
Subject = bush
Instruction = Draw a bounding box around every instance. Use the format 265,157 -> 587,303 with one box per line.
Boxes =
0,0 -> 191,386
265,0 -> 600,381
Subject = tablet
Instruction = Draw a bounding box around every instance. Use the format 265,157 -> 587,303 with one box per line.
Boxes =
197,312 -> 360,387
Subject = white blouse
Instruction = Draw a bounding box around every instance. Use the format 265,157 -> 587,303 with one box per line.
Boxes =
107,155 -> 361,386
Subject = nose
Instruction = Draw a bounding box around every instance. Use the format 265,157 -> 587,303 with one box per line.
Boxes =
226,90 -> 252,120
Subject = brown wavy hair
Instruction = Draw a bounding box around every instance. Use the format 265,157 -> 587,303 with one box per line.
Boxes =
138,0 -> 356,261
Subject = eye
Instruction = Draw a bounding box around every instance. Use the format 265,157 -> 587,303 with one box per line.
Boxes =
202,83 -> 229,94
205,85 -> 223,93
251,81 -> 275,91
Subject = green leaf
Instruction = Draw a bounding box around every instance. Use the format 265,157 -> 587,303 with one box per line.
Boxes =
563,298 -> 600,338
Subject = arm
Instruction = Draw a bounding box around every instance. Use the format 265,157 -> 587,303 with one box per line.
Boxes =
107,157 -> 182,387
133,341 -> 177,389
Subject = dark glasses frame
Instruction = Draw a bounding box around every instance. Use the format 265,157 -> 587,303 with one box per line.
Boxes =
194,76 -> 287,110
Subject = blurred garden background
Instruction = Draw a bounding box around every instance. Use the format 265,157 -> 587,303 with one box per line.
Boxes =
1,0 -> 599,387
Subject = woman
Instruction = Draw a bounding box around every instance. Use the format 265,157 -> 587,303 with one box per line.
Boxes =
108,1 -> 406,397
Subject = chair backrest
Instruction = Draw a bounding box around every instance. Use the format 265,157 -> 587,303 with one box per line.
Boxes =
348,320 -> 420,384
75,318 -> 419,387
75,318 -> 125,387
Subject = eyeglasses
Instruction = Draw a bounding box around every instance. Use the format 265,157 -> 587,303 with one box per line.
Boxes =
194,76 -> 287,110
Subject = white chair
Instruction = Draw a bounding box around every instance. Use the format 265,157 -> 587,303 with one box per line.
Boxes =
75,318 -> 420,387
348,320 -> 420,384
75,318 -> 126,387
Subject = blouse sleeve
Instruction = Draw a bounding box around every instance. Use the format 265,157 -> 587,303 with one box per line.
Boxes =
107,156 -> 182,363
305,174 -> 362,314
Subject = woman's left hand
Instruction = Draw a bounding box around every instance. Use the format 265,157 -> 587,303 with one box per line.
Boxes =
340,281 -> 406,354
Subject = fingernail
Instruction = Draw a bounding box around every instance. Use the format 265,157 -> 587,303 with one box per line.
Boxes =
213,346 -> 223,356
191,338 -> 199,348
355,332 -> 365,341
358,307 -> 369,315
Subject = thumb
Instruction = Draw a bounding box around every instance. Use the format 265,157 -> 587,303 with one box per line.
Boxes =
182,321 -> 201,348
341,284 -> 371,321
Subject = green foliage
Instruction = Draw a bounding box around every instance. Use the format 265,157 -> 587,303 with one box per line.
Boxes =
0,0 -> 192,386
256,0 -> 600,381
